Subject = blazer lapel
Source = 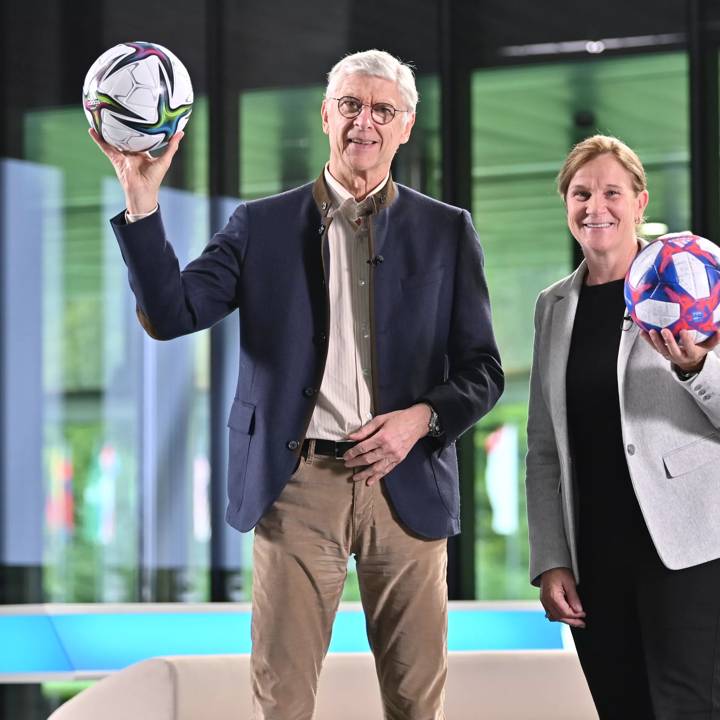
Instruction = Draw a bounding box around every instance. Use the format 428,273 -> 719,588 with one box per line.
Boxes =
617,240 -> 646,401
617,312 -> 640,403
547,263 -> 586,436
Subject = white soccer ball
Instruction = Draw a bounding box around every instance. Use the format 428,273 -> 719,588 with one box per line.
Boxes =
83,41 -> 193,153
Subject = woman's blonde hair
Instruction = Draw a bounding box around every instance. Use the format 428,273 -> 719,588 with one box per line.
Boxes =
557,134 -> 647,199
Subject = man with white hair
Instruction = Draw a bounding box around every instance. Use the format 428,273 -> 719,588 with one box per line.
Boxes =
93,49 -> 503,719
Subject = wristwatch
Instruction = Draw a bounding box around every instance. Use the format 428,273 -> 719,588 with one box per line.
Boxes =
427,406 -> 443,437
672,363 -> 699,382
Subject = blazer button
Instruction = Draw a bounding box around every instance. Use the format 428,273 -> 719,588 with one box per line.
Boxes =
303,387 -> 316,397
627,444 -> 635,455
314,333 -> 328,345
287,440 -> 299,450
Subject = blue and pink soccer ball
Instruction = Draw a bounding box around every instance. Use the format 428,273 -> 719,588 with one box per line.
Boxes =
83,41 -> 193,153
625,232 -> 720,343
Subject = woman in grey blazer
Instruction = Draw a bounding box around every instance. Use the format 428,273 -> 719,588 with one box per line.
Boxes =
526,134 -> 720,719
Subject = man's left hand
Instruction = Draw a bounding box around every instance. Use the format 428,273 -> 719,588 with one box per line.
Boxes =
343,404 -> 432,486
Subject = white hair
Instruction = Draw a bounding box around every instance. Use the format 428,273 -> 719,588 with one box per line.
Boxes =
326,49 -> 419,116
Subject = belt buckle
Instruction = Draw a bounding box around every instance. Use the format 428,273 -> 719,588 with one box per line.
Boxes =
334,441 -> 356,459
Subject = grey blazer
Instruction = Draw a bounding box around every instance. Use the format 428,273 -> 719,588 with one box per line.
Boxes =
526,259 -> 720,586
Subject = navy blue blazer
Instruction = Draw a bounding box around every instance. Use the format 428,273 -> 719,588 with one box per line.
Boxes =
112,175 -> 503,538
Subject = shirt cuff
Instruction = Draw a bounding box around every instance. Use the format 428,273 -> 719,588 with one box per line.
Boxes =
125,204 -> 159,223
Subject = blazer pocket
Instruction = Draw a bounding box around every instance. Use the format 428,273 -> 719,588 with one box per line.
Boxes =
226,401 -> 256,508
662,432 -> 720,478
426,441 -> 460,519
227,400 -> 255,434
401,267 -> 445,291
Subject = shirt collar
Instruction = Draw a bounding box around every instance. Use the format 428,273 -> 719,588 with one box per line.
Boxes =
323,164 -> 390,209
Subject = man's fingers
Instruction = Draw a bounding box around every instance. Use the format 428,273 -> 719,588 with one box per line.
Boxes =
155,132 -> 184,170
346,417 -> 381,443
343,438 -> 381,461
351,457 -> 395,485
344,447 -> 384,467
353,465 -> 381,483
365,459 -> 395,486
345,421 -> 383,453
88,127 -> 123,163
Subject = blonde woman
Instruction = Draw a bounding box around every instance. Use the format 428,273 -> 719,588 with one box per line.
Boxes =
526,135 -> 720,718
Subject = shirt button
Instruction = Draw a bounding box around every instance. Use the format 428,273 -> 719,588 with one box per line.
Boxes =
359,279 -> 366,286
362,368 -> 370,376
627,444 -> 635,456
287,440 -> 299,451
303,387 -> 315,397
366,413 -> 373,420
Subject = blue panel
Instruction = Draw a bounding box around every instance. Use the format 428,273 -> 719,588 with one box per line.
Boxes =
326,610 -> 563,653
448,610 -> 563,651
0,608 -> 563,675
0,159 -> 61,565
327,611 -> 371,653
0,616 -> 71,673
51,613 -> 252,671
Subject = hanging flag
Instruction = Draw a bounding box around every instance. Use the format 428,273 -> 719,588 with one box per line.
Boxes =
484,424 -> 519,536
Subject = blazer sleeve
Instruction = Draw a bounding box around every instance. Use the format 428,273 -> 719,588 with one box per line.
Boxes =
111,204 -> 248,340
672,348 -> 720,428
525,293 -> 573,586
419,209 -> 504,445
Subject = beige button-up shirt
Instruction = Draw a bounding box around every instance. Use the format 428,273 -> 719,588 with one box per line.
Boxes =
306,167 -> 389,440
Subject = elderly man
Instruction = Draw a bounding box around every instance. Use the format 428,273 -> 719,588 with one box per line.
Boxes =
92,49 -> 503,720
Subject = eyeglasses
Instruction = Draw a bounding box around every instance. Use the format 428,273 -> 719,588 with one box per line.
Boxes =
326,96 -> 409,125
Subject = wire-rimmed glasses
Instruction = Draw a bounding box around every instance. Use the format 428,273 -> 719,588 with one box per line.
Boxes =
326,95 -> 409,125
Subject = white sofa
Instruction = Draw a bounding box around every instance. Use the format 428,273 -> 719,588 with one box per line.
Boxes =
48,650 -> 597,719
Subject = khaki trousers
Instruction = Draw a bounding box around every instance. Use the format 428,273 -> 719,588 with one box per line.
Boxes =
251,441 -> 448,720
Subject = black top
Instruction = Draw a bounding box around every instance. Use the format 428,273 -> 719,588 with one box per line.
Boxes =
565,279 -> 647,570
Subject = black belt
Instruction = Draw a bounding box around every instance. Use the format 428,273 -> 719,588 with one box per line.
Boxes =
304,439 -> 358,459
